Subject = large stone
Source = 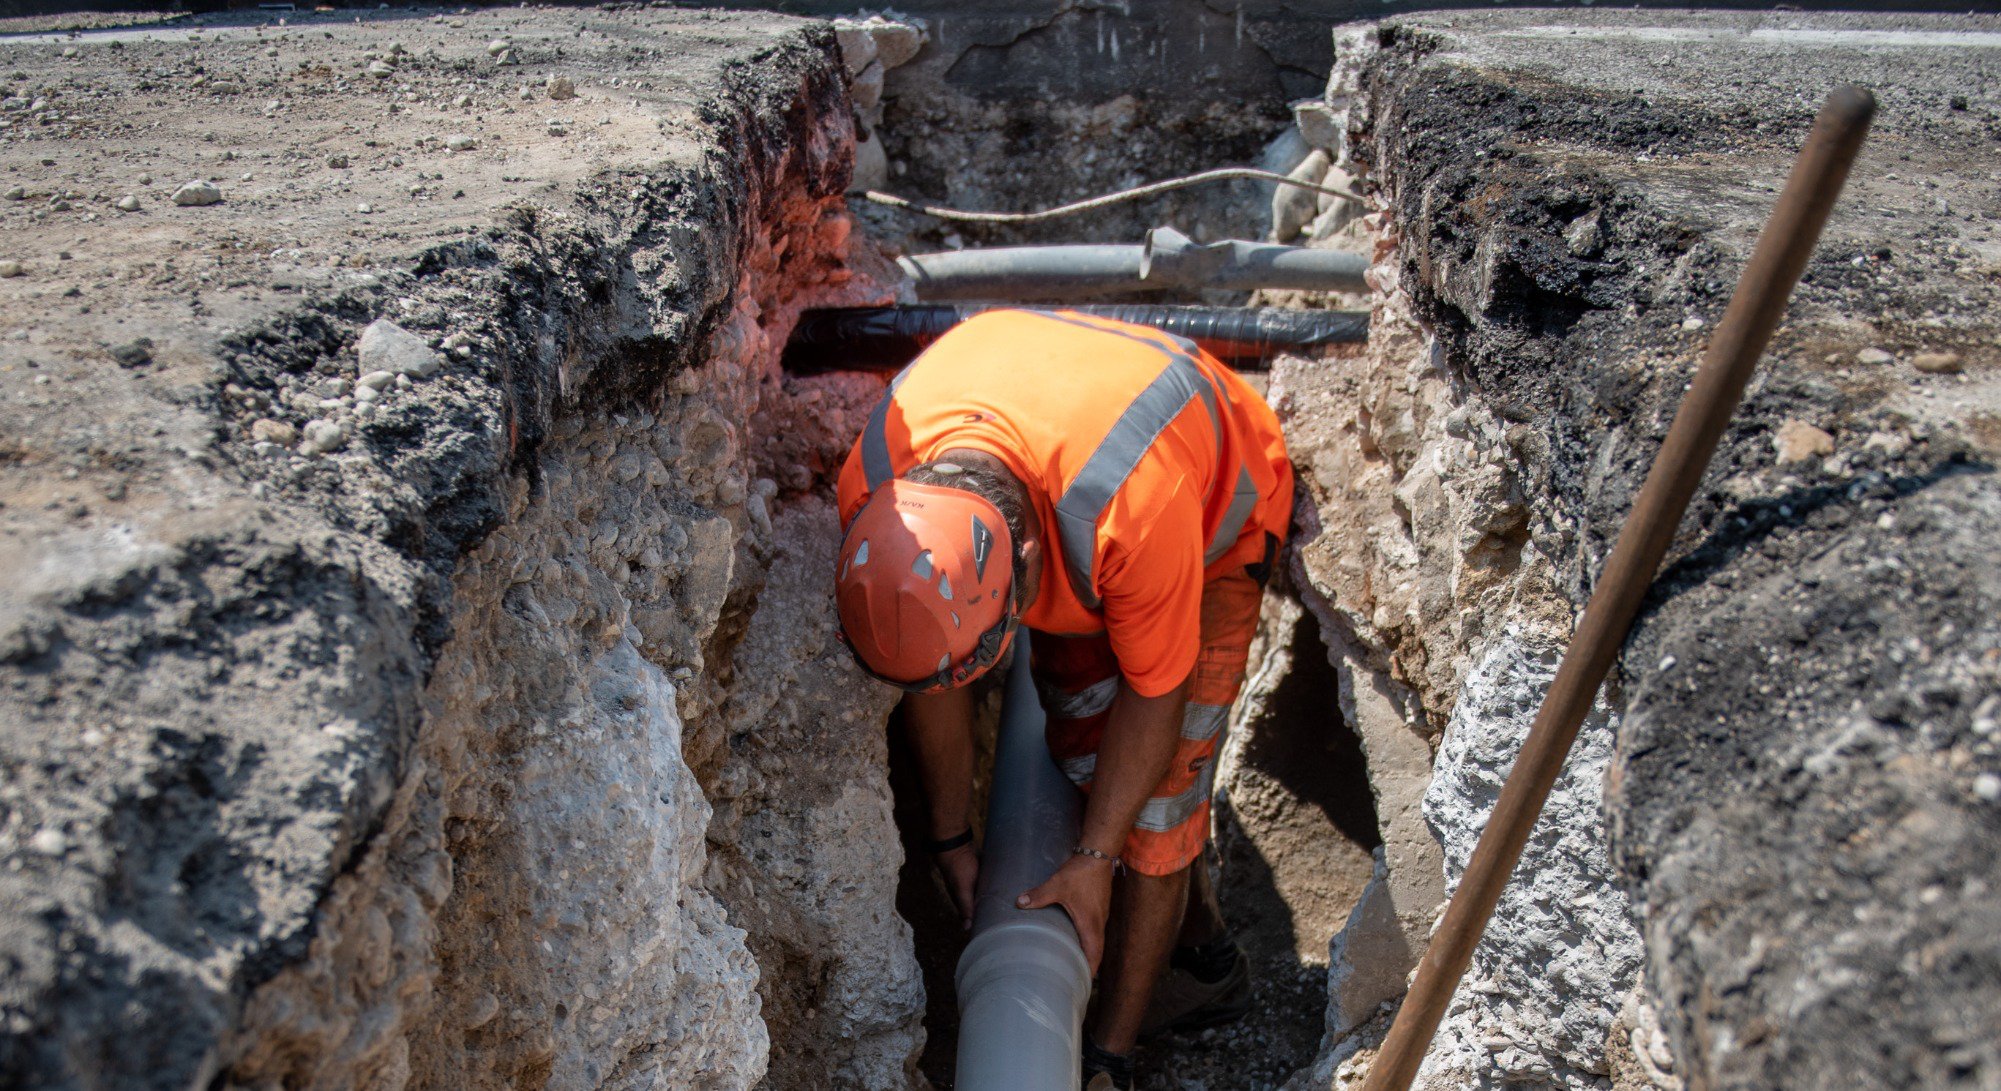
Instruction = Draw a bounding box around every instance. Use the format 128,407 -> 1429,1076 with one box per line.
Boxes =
1272,148 -> 1331,243
1294,100 -> 1343,154
850,59 -> 885,115
1322,850 -> 1413,1038
865,17 -> 925,70
170,179 -> 222,206
356,319 -> 440,379
830,19 -> 877,77
849,129 -> 889,195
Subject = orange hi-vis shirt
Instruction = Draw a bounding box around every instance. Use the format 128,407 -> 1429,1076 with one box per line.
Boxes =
836,309 -> 1294,698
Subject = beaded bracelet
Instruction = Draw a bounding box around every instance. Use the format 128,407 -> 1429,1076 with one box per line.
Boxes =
1072,844 -> 1122,871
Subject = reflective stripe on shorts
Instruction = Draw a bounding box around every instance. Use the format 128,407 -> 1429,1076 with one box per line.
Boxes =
1034,566 -> 1266,876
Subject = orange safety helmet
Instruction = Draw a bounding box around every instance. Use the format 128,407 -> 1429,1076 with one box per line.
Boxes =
835,478 -> 1018,692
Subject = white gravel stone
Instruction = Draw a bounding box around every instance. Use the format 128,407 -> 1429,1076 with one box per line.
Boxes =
28,828 -> 67,856
446,134 -> 477,152
1855,346 -> 1895,365
116,194 -> 141,212
1974,773 -> 2001,803
357,318 -> 440,378
299,419 -> 346,456
170,180 -> 223,206
486,39 -> 510,56
546,76 -> 576,101
0,260 -> 21,278
357,369 -> 396,391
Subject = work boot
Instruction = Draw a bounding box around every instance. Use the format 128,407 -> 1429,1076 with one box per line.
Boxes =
1140,935 -> 1252,1039
1082,1040 -> 1135,1091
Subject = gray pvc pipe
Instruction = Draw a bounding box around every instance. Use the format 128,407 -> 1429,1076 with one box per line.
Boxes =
954,631 -> 1091,1091
898,226 -> 1369,302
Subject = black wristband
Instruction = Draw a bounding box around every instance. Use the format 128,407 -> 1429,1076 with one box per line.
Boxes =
923,828 -> 975,854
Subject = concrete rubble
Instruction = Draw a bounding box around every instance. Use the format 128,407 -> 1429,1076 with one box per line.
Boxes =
830,14 -> 926,195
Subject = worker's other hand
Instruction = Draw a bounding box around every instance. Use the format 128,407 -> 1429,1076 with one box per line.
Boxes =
935,842 -> 980,930
1017,855 -> 1115,973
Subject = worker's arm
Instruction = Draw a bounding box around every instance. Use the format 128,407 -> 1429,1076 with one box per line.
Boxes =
1017,673 -> 1189,973
1018,474 -> 1204,970
903,684 -> 980,928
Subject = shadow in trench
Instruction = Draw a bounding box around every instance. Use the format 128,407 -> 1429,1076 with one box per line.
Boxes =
1133,604 -> 1381,1089
889,703 -> 971,1090
1239,609 -> 1383,851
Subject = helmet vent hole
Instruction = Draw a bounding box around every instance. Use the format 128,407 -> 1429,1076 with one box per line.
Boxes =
938,573 -> 953,600
951,611 -> 961,629
937,653 -> 951,672
854,540 -> 870,566
911,550 -> 934,579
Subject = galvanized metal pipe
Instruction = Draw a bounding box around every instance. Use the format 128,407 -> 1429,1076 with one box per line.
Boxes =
954,632 -> 1091,1091
897,226 -> 1369,302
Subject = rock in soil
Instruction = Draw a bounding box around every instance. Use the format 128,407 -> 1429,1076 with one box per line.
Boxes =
170,179 -> 222,206
356,319 -> 439,378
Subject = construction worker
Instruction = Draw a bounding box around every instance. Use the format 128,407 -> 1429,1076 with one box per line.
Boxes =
833,308 -> 1292,1090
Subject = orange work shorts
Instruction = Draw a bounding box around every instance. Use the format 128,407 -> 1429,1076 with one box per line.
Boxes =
1031,565 -> 1265,877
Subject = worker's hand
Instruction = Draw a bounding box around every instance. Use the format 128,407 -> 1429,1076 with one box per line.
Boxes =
935,841 -> 980,930
1017,854 -> 1115,974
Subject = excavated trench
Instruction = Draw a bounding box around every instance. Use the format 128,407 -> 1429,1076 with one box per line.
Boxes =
14,8 -> 1996,1091
828,15 -> 1393,1089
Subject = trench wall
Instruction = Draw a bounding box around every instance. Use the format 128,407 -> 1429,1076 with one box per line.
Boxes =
1280,12 -> 2001,1089
0,16 -> 927,1090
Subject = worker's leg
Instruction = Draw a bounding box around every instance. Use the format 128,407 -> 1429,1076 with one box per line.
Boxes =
1091,862 -> 1191,1053
1178,844 -> 1225,947
1043,568 -> 1266,1074
1035,631 -> 1200,1059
